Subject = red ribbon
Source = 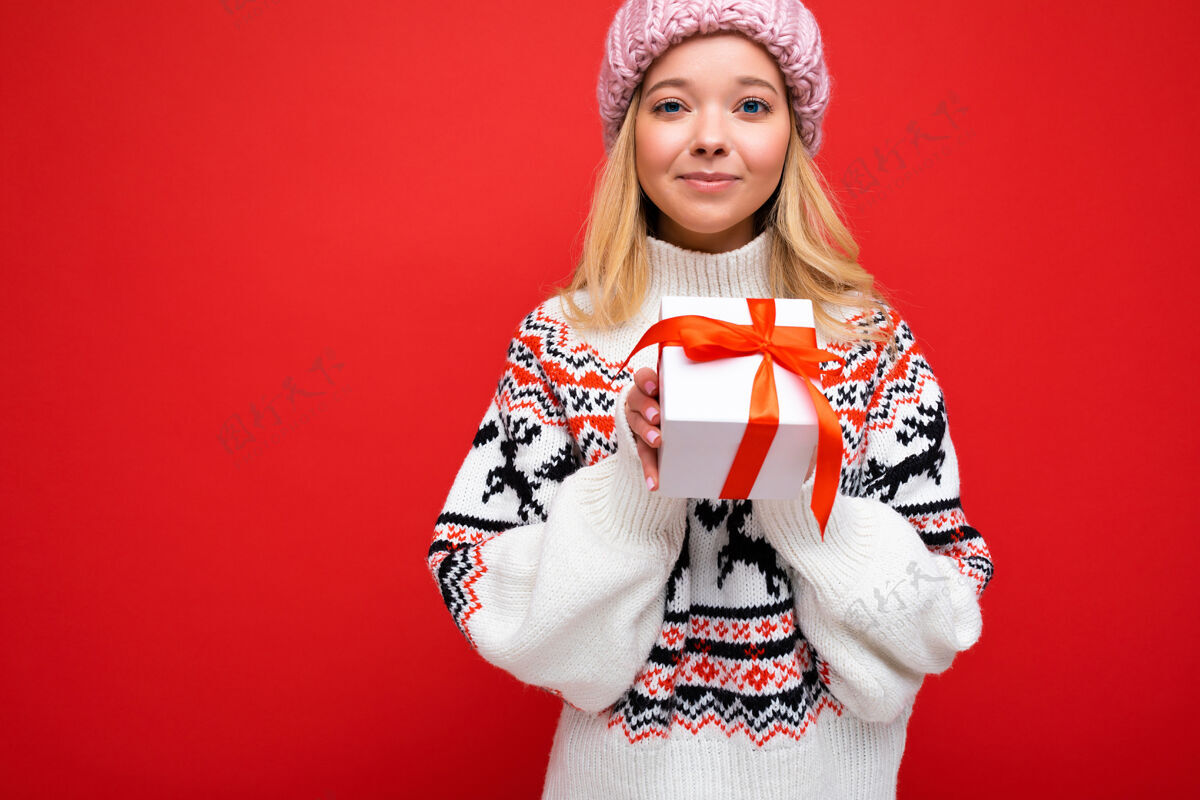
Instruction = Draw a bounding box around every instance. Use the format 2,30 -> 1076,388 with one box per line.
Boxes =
617,298 -> 846,540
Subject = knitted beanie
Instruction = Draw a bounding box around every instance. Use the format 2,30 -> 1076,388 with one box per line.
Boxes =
597,0 -> 831,158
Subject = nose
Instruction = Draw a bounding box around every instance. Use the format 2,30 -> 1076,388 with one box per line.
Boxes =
690,107 -> 729,157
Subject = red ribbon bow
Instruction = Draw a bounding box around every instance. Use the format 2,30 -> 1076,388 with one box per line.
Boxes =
617,298 -> 846,539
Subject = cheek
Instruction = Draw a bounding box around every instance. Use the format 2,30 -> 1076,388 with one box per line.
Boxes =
742,128 -> 790,175
635,126 -> 685,174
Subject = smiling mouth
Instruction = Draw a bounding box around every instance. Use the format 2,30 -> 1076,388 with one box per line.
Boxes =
679,173 -> 738,182
679,174 -> 738,192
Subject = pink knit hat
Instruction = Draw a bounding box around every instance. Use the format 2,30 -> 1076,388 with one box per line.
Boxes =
597,0 -> 831,158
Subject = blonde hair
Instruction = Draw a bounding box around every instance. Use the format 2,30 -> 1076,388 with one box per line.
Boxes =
556,84 -> 899,359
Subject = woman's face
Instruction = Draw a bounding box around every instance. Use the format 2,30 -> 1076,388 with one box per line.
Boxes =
635,32 -> 791,253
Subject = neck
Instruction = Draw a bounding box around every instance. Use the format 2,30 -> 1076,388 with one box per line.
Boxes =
652,215 -> 758,254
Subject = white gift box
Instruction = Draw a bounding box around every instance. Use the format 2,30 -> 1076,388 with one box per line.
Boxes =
655,296 -> 823,500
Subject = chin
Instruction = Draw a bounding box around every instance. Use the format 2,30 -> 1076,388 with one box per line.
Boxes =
679,218 -> 745,234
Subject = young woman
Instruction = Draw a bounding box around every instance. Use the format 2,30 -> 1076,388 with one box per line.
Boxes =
426,2 -> 994,797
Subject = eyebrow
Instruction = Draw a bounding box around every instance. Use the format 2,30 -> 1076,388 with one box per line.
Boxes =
644,75 -> 781,97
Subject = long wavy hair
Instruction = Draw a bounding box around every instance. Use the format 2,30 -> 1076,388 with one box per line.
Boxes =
556,82 -> 899,358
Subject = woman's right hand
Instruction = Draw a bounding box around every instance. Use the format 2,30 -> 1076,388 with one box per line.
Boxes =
625,367 -> 662,491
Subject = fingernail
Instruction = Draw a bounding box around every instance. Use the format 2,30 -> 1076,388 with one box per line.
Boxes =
646,475 -> 656,491
645,380 -> 657,395
646,430 -> 660,445
646,406 -> 659,424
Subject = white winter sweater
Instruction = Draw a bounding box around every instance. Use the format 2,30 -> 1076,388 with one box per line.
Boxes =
427,228 -> 994,799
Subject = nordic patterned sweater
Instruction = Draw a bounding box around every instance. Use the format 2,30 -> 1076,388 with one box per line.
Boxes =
426,228 -> 994,800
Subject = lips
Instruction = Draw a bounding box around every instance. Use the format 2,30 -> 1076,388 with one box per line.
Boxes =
679,172 -> 738,181
678,172 -> 739,194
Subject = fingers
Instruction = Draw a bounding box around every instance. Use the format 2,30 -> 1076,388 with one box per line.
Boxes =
634,366 -> 658,398
626,392 -> 661,448
635,436 -> 660,492
626,367 -> 662,490
626,383 -> 660,432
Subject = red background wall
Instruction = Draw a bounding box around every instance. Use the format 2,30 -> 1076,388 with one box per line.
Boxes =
3,1 -> 1197,797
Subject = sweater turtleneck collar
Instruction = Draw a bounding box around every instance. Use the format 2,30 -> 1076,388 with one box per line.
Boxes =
644,228 -> 775,302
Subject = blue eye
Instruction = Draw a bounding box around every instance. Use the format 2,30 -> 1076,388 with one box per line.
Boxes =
651,97 -> 772,115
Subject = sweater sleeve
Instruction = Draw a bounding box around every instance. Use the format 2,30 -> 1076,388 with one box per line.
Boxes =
754,312 -> 995,724
426,329 -> 687,715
